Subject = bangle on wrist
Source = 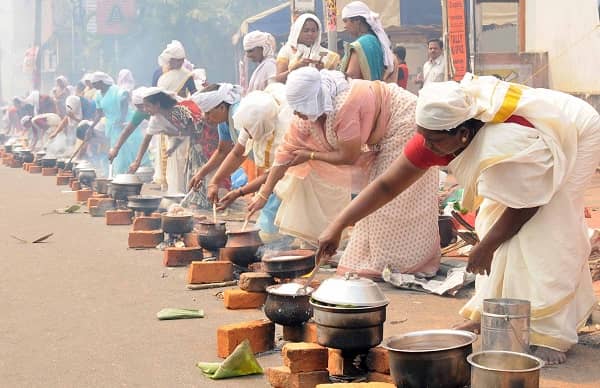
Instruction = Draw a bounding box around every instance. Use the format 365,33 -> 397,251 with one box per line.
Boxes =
310,151 -> 315,160
256,191 -> 268,201
207,183 -> 217,188
238,187 -> 245,196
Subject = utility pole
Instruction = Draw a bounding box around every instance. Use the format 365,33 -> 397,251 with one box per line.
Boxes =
34,0 -> 42,90
323,0 -> 337,52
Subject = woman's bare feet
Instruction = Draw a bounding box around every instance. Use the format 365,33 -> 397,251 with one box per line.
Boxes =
532,346 -> 567,365
453,319 -> 481,334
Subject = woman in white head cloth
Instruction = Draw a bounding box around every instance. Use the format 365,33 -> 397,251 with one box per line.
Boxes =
243,30 -> 277,93
248,67 -> 440,270
117,69 -> 135,93
81,73 -> 98,100
188,83 -> 242,191
48,94 -> 97,147
156,40 -> 197,97
340,1 -> 397,82
205,83 -> 292,236
274,13 -> 340,83
91,71 -> 147,175
318,73 -> 600,365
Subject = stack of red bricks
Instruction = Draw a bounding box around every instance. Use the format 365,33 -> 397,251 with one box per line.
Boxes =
221,272 -> 275,310
163,230 -> 205,267
266,342 -> 330,387
56,171 -> 73,186
127,213 -> 163,249
327,347 -> 393,385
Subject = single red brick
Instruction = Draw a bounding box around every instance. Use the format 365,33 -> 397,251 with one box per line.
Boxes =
183,232 -> 200,247
128,230 -> 163,249
10,160 -> 22,168
23,162 -> 33,171
216,319 -> 274,358
187,261 -> 233,284
42,167 -> 58,176
56,175 -> 70,185
238,272 -> 274,292
283,342 -> 328,373
223,288 -> 266,309
266,367 -> 329,388
283,322 -> 318,343
132,216 -> 162,231
71,181 -> 81,191
105,209 -> 133,225
76,189 -> 93,202
92,193 -> 109,198
367,372 -> 394,384
28,165 -> 42,173
366,347 -> 390,374
87,197 -> 100,208
265,366 -> 290,388
162,247 -> 203,267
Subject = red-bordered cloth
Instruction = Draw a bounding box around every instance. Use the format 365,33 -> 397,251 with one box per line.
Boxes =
403,115 -> 534,169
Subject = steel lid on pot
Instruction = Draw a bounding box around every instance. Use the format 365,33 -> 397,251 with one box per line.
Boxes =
112,173 -> 141,185
267,282 -> 314,296
311,272 -> 389,307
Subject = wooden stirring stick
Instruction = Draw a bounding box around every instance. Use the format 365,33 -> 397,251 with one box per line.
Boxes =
241,216 -> 249,232
212,202 -> 217,223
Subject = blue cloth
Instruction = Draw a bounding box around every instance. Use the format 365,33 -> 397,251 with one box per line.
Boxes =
80,96 -> 96,120
96,85 -> 148,174
257,194 -> 281,234
349,34 -> 385,81
217,102 -> 240,143
230,167 -> 247,189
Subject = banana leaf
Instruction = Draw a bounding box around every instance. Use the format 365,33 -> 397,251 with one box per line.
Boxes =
197,340 -> 263,379
64,204 -> 81,213
156,308 -> 204,320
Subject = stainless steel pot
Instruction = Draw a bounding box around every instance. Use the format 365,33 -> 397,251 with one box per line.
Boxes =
468,351 -> 543,388
264,283 -> 314,326
93,178 -> 113,195
127,195 -> 162,216
311,272 -> 388,307
159,193 -> 186,211
41,157 -> 57,168
161,213 -> 194,235
78,168 -> 97,187
383,329 -> 477,388
310,300 -> 388,351
261,250 -> 316,279
109,182 -> 143,202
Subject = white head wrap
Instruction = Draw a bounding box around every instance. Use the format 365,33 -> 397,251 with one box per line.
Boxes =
287,13 -> 322,60
233,91 -> 279,142
342,1 -> 395,76
66,95 -> 82,120
415,81 -> 478,130
140,86 -> 179,104
243,31 -> 276,58
21,115 -> 32,126
285,67 -> 349,121
158,40 -> 186,68
90,71 -> 114,85
117,69 -> 135,93
81,73 -> 92,82
131,87 -> 148,106
191,83 -> 242,112
55,75 -> 69,86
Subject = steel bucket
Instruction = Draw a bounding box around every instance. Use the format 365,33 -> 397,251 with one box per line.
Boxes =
482,298 -> 530,353
468,350 -> 543,388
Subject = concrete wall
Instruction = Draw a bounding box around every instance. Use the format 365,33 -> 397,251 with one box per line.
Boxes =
526,0 -> 600,93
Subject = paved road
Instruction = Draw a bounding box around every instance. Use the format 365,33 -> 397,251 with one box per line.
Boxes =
0,166 -> 598,387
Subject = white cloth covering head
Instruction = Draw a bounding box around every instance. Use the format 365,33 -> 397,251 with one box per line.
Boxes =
191,83 -> 242,112
117,69 -> 135,93
90,71 -> 114,85
141,86 -> 179,103
20,115 -> 32,126
81,73 -> 92,82
158,40 -> 186,67
66,95 -> 82,120
287,13 -> 322,58
233,90 -> 279,142
131,87 -> 148,106
285,67 -> 349,121
55,75 -> 69,86
416,81 -> 478,130
341,1 -> 395,76
243,30 -> 276,58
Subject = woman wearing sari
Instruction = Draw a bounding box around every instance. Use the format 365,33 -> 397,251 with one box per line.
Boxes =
340,1 -> 397,82
249,67 -> 440,275
243,31 -> 277,93
317,74 -> 600,364
206,83 -> 292,235
275,13 -> 340,83
91,71 -> 147,175
138,88 -> 217,207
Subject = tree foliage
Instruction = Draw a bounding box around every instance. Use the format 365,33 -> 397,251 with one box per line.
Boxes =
83,0 -> 285,85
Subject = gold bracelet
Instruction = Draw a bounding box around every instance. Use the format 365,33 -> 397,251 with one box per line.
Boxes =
207,183 -> 218,188
310,152 -> 315,160
257,191 -> 268,201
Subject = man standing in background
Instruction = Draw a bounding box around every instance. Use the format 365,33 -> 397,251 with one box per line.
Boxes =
416,39 -> 445,88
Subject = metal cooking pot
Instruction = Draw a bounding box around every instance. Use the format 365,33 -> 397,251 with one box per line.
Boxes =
310,300 -> 388,351
17,149 -> 34,163
262,250 -> 316,279
4,144 -> 13,153
311,272 -> 388,308
41,157 -> 57,168
161,213 -> 194,235
219,245 -> 262,267
78,168 -> 97,187
439,215 -> 457,247
127,195 -> 162,216
56,159 -> 66,170
93,178 -> 113,195
159,193 -> 186,211
225,227 -> 263,248
264,283 -> 314,326
109,182 -> 143,202
468,350 -> 543,388
197,220 -> 227,251
383,329 -> 477,388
